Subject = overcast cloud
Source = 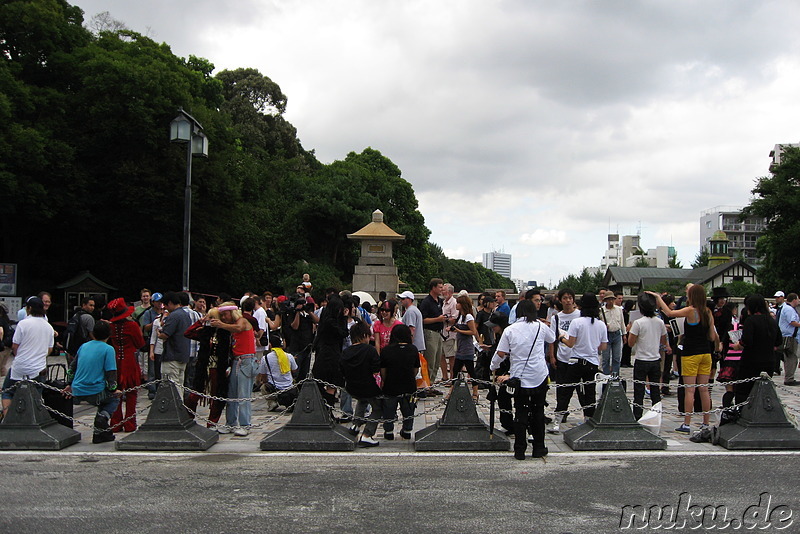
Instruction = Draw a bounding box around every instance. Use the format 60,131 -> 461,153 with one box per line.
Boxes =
72,0 -> 800,288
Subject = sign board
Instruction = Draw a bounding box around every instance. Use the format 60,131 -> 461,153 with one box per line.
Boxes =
0,263 -> 17,296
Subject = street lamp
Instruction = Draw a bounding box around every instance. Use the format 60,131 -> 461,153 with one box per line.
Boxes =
170,108 -> 208,292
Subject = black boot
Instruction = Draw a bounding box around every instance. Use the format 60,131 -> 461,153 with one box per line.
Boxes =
92,411 -> 115,444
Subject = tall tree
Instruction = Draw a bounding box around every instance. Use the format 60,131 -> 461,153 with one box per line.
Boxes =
741,146 -> 800,292
691,248 -> 709,268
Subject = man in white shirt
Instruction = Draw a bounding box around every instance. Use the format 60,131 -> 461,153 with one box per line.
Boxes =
600,292 -> 626,375
491,299 -> 555,459
2,297 -> 54,416
440,283 -> 457,381
628,292 -> 667,419
547,288 -> 581,433
398,291 -> 425,352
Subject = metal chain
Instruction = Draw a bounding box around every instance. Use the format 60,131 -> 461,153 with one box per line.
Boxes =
38,399 -> 150,433
628,399 -> 751,417
627,376 -> 761,388
181,400 -> 297,431
495,402 -> 600,418
330,397 -> 448,425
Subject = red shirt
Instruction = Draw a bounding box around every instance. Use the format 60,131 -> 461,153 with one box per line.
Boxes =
231,317 -> 257,356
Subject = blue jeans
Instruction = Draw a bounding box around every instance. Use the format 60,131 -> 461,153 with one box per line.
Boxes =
1,372 -> 45,400
601,331 -> 623,375
74,392 -> 121,420
226,356 -> 257,427
340,390 -> 354,417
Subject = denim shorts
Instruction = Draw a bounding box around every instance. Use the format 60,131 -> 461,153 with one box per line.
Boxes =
1,372 -> 45,400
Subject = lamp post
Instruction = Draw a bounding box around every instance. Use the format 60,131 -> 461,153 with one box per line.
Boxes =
170,108 -> 208,292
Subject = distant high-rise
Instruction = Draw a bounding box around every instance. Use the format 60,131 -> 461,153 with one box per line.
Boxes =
482,251 -> 511,279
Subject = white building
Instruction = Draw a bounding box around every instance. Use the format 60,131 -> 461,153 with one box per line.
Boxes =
769,143 -> 800,171
482,251 -> 511,279
699,206 -> 764,265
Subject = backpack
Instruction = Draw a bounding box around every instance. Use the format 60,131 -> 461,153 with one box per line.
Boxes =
64,310 -> 88,355
2,319 -> 13,348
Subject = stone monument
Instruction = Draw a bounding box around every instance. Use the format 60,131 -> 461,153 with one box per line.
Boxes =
347,209 -> 405,303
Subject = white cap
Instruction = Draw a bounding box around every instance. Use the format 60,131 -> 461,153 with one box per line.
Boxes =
775,291 -> 785,298
397,291 -> 415,300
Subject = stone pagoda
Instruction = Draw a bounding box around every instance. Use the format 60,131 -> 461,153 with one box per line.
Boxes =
347,209 -> 405,302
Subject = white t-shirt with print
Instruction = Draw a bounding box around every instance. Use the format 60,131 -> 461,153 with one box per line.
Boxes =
551,309 -> 580,364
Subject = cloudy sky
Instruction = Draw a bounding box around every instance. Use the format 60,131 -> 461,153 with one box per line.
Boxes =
72,0 -> 800,288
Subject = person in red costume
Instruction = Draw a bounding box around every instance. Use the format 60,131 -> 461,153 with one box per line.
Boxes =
107,298 -> 145,432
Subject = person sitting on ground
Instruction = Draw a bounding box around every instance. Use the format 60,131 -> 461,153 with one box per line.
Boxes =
340,321 -> 382,447
64,321 -> 122,443
257,333 -> 298,411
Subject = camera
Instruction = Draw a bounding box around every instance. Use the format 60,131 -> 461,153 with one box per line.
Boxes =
505,376 -> 522,389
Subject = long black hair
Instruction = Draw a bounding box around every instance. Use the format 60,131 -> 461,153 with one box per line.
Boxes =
579,293 -> 600,323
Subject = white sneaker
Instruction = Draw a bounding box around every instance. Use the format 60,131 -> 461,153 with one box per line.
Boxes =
217,425 -> 232,434
547,422 -> 560,434
358,435 -> 379,447
233,427 -> 250,437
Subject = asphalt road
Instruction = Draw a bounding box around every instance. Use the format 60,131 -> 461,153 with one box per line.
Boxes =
1,452 -> 798,533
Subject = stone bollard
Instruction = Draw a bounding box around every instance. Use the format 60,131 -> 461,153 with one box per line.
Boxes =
0,380 -> 81,450
414,378 -> 510,451
260,380 -> 356,451
717,373 -> 800,450
563,377 -> 667,451
116,379 -> 218,451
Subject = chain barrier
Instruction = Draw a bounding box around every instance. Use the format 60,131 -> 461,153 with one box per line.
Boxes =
181,399 -> 298,432
3,371 -> 792,434
628,399 -> 750,418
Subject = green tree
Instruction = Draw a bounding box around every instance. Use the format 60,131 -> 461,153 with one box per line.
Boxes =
691,248 -> 709,268
426,243 -> 514,293
556,267 -> 604,294
668,255 -> 683,269
726,281 -> 762,298
742,146 -> 800,293
642,280 -> 687,296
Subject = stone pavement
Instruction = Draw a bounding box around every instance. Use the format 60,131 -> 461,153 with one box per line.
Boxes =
5,354 -> 799,455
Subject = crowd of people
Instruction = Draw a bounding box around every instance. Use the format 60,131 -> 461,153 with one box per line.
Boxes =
0,276 -> 792,459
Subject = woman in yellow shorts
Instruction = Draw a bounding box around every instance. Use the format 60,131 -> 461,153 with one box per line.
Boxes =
648,285 -> 721,433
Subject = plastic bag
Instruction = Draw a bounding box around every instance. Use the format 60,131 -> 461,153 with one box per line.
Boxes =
638,401 -> 663,436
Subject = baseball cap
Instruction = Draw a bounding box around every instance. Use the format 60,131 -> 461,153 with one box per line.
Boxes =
397,291 -> 415,300
775,291 -> 785,298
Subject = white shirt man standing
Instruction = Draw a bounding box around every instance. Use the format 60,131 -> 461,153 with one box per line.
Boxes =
440,283 -> 457,381
2,297 -> 54,416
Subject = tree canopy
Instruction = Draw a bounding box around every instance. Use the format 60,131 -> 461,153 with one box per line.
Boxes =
555,267 -> 604,294
742,146 -> 800,293
1,0 -> 507,301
